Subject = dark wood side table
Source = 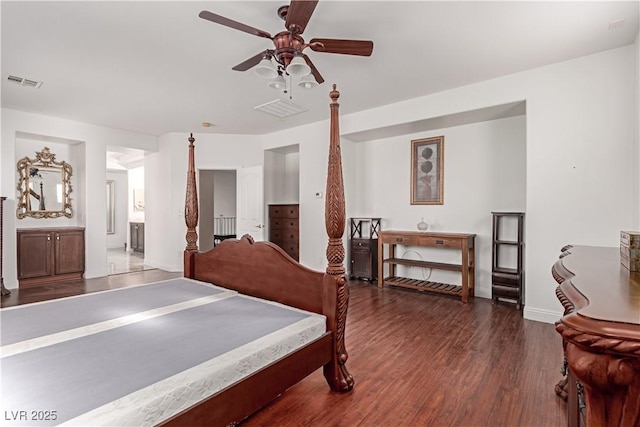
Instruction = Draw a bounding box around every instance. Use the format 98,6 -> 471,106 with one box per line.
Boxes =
349,218 -> 380,281
1,196 -> 10,295
552,245 -> 640,427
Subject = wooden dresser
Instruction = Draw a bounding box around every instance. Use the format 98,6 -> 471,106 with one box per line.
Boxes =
552,245 -> 640,427
377,230 -> 476,303
17,227 -> 85,287
268,204 -> 299,261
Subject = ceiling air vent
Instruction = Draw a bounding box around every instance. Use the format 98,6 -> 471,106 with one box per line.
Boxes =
7,75 -> 43,88
254,99 -> 307,118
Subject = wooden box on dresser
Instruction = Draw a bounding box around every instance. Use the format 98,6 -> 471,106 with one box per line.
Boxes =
268,204 -> 299,261
17,227 -> 85,287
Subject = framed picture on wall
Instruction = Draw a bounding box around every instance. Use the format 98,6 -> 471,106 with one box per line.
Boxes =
410,136 -> 444,205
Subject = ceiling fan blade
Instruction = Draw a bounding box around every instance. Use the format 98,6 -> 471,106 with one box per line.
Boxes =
199,10 -> 272,39
285,0 -> 318,33
303,55 -> 324,84
309,38 -> 374,56
232,51 -> 270,71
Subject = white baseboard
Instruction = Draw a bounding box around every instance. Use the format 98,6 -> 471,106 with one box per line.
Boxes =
144,259 -> 182,273
523,306 -> 562,324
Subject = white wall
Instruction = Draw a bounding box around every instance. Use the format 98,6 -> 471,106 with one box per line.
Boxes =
260,45 -> 637,323
284,153 -> 300,202
1,108 -> 157,287
368,46 -> 634,322
128,166 -> 144,225
143,132 -> 262,272
1,44 -> 636,326
213,170 -> 237,217
264,149 -> 300,205
353,116 -> 526,299
263,120 -> 336,270
106,170 -> 128,249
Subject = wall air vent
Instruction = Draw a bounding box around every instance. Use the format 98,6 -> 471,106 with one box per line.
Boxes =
7,75 -> 43,88
254,99 -> 307,118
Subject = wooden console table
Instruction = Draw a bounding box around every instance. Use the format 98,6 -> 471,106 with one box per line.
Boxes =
552,245 -> 640,427
377,231 -> 475,303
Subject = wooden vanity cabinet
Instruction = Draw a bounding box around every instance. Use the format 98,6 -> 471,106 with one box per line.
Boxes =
17,227 -> 85,287
130,222 -> 144,253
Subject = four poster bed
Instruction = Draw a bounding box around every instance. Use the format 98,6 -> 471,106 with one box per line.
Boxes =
172,84 -> 353,425
0,86 -> 352,426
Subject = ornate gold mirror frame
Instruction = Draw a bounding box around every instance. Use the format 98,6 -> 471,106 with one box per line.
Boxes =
16,147 -> 73,219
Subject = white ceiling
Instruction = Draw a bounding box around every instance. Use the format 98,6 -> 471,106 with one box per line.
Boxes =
2,1 -> 638,137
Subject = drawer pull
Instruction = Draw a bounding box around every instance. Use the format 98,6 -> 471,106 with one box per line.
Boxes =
395,237 -> 403,243
435,239 -> 444,245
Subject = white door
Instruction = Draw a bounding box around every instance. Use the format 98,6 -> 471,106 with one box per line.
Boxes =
236,165 -> 264,241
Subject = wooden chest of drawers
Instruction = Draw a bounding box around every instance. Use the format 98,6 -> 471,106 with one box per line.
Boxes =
269,204 -> 299,261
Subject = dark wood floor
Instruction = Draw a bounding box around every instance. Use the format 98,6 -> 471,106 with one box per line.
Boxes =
1,273 -> 567,427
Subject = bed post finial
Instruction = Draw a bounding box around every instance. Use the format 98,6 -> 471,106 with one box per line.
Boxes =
184,133 -> 198,277
323,84 -> 354,392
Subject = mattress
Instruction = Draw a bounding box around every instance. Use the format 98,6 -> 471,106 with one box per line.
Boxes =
0,278 -> 326,426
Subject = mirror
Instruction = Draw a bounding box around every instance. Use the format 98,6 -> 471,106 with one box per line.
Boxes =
16,147 -> 73,219
107,180 -> 115,233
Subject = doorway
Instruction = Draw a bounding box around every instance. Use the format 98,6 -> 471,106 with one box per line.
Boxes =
199,169 -> 237,252
106,148 -> 153,275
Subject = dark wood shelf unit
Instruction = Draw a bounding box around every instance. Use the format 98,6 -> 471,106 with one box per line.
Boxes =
378,230 -> 476,303
491,212 -> 524,309
349,218 -> 380,282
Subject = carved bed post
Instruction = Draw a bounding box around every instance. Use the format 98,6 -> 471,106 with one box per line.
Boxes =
183,133 -> 198,278
322,84 -> 354,392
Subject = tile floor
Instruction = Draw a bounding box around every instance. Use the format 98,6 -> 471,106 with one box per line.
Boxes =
107,248 -> 155,275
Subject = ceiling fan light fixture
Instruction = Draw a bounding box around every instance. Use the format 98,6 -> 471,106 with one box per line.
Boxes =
267,74 -> 287,90
297,74 -> 318,90
254,57 -> 278,79
286,54 -> 311,77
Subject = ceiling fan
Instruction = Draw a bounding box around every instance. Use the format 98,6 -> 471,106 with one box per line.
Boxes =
198,0 -> 374,87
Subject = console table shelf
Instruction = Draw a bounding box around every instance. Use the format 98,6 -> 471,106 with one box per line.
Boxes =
378,230 -> 476,303
384,258 -> 463,271
383,276 -> 462,296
